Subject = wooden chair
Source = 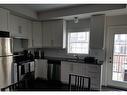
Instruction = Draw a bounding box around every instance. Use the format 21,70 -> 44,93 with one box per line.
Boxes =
68,74 -> 91,91
1,79 -> 28,91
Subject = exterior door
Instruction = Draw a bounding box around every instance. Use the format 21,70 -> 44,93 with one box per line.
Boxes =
107,26 -> 127,89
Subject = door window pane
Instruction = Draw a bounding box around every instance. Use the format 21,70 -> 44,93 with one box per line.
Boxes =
112,34 -> 127,82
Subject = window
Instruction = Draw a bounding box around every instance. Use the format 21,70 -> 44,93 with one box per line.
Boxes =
67,31 -> 90,54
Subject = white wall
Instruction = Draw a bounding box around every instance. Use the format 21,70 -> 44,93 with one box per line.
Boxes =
66,18 -> 90,32
107,14 -> 127,26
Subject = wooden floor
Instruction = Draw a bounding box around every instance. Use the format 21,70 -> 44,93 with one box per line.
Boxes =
23,78 -> 126,91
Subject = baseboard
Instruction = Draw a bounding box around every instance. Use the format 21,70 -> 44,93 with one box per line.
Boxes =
102,85 -> 127,91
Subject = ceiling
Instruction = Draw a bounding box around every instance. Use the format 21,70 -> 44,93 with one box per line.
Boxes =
0,4 -> 126,20
26,4 -> 79,12
0,4 -> 79,12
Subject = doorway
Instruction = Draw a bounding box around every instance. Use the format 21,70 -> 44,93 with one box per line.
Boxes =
107,26 -> 127,89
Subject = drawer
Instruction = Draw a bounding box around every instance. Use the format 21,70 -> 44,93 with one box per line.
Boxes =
86,71 -> 100,77
86,65 -> 101,73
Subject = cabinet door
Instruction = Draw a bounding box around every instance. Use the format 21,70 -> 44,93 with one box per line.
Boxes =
52,20 -> 64,48
90,14 -> 105,49
71,63 -> 82,85
10,15 -> 23,38
61,61 -> 73,84
10,15 -> 29,38
27,20 -> 33,48
19,18 -> 28,39
42,20 -> 65,48
73,63 -> 83,75
85,64 -> 102,90
35,59 -> 48,80
11,15 -> 20,37
0,8 -> 9,31
32,22 -> 42,48
42,21 -> 53,47
10,15 -> 18,37
72,63 -> 89,86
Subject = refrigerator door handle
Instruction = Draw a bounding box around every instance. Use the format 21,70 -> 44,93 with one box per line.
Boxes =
10,38 -> 13,54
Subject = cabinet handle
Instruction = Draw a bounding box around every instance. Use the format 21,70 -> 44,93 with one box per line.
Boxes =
10,38 -> 13,53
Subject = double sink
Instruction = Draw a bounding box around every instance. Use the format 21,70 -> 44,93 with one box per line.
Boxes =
44,56 -> 84,63
44,56 -> 100,64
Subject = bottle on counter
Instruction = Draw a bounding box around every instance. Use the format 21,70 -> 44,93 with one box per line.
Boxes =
28,51 -> 34,61
34,50 -> 39,59
41,51 -> 44,59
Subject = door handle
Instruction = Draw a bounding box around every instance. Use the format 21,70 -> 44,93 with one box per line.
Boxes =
109,57 -> 112,63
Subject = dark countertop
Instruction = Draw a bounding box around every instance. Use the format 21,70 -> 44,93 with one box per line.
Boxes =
14,60 -> 35,65
36,56 -> 103,65
13,54 -> 24,57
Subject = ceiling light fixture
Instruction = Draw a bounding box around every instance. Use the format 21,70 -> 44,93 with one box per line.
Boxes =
74,17 -> 78,23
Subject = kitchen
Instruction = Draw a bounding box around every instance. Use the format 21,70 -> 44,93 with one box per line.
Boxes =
0,4 -> 127,91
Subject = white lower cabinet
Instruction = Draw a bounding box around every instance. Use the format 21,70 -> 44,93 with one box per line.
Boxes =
35,59 -> 48,80
61,61 -> 73,84
85,64 -> 102,90
61,61 -> 102,90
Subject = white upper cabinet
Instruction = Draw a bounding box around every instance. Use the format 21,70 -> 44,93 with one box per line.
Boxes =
32,22 -> 42,48
42,20 -> 66,48
9,15 -> 29,39
27,20 -> 33,48
0,8 -> 9,31
90,14 -> 105,49
61,61 -> 73,84
18,17 -> 28,39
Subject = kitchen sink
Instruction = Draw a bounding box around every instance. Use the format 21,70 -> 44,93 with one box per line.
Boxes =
67,59 -> 84,63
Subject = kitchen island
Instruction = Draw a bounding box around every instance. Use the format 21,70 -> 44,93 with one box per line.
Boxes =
34,56 -> 103,91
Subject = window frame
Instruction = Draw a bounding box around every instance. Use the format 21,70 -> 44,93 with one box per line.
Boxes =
67,31 -> 90,55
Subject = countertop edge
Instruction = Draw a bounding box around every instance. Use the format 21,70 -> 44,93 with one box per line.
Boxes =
35,56 -> 103,65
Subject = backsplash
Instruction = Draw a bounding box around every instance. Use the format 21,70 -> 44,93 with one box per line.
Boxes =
13,38 -> 24,52
13,38 -> 28,53
89,49 -> 105,61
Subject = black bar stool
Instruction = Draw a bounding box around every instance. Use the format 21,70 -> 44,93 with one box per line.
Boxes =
69,74 -> 91,91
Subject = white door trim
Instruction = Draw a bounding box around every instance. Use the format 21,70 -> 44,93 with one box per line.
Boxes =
106,25 -> 127,89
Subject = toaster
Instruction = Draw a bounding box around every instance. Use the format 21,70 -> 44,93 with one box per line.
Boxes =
84,57 -> 97,63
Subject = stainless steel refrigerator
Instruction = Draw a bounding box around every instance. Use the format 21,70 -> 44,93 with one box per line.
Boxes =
0,37 -> 13,89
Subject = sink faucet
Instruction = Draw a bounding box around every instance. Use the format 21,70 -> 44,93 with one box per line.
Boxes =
74,54 -> 80,61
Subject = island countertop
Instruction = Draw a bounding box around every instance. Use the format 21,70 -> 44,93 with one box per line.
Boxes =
35,56 -> 103,65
